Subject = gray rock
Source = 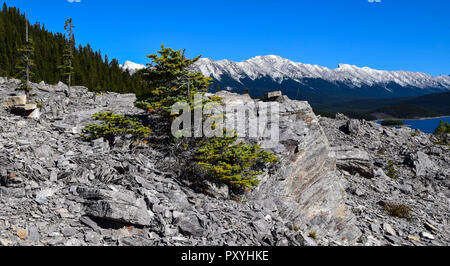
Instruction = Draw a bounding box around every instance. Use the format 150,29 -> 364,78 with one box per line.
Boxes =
343,119 -> 363,136
61,227 -> 78,237
204,180 -> 229,199
1,95 -> 26,107
174,214 -> 204,237
383,223 -> 396,236
374,168 -> 389,179
252,218 -> 270,234
331,146 -> 374,178
84,231 -> 102,244
370,223 -> 380,235
35,188 -> 57,204
1,77 -> 448,247
424,221 -> 439,232
420,231 -> 435,240
201,92 -> 362,245
405,151 -> 437,177
27,226 -> 40,242
78,187 -> 156,227
167,189 -> 190,209
264,91 -> 282,100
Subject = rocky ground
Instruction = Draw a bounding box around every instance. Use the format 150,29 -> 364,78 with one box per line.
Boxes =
320,115 -> 449,246
0,78 -> 312,246
0,77 -> 448,246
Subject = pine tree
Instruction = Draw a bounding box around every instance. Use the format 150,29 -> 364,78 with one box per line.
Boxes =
58,18 -> 75,90
0,4 -> 145,94
15,14 -> 34,100
136,44 -> 212,112
216,83 -> 220,92
245,88 -> 249,94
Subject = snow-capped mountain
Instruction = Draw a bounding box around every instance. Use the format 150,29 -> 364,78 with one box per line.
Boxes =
120,61 -> 145,75
123,55 -> 450,101
192,55 -> 450,91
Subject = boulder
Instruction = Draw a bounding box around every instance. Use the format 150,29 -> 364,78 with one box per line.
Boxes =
1,95 -> 26,108
331,146 -> 374,178
264,90 -> 282,100
335,113 -> 349,120
56,81 -> 69,92
77,187 -> 156,227
213,91 -> 362,244
404,151 -> 437,177
374,168 -> 389,179
12,103 -> 37,111
341,119 -> 363,135
37,81 -> 54,92
70,86 -> 90,98
444,134 -> 450,145
9,104 -> 40,119
27,108 -> 40,119
174,214 -> 204,237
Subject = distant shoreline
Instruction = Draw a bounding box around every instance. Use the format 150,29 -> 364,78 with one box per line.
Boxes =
401,115 -> 450,121
375,115 -> 450,122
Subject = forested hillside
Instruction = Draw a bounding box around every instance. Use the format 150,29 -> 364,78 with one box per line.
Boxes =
0,3 -> 140,92
313,91 -> 450,119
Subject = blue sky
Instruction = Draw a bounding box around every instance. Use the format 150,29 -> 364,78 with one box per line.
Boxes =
3,0 -> 450,76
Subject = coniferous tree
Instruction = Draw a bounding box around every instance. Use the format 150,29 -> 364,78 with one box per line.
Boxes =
15,14 -> 34,100
58,18 -> 75,90
216,83 -> 220,92
0,4 -> 144,94
136,44 -> 211,112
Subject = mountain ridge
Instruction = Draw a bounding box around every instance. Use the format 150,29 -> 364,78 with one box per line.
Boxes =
192,55 -> 450,90
123,55 -> 450,102
122,55 -> 450,90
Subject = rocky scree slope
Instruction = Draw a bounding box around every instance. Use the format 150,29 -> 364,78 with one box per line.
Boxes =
319,115 -> 449,245
215,91 -> 360,243
0,77 -> 360,246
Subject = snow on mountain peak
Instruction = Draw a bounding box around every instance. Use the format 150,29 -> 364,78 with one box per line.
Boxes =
120,61 -> 145,74
121,56 -> 450,91
190,56 -> 450,90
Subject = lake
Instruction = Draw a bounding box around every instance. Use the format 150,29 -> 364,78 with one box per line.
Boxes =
377,116 -> 450,134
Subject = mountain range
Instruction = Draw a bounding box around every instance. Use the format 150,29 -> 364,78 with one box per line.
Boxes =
124,55 -> 450,98
123,56 -> 450,118
120,61 -> 146,75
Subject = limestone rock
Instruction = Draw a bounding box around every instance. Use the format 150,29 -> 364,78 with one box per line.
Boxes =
1,95 -> 26,108
420,231 -> 435,240
319,114 -> 450,246
174,214 -> 204,237
341,119 -> 364,135
264,90 -> 282,100
215,91 -> 361,244
405,151 -> 437,177
10,104 -> 40,119
331,146 -> 374,178
77,187 -> 156,227
1,77 -> 448,247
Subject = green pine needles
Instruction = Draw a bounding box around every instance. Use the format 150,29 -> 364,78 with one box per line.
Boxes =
195,135 -> 278,191
435,120 -> 450,135
16,37 -> 34,98
58,18 -> 75,88
135,44 -> 212,113
386,160 -> 398,179
434,120 -> 450,146
82,112 -> 152,141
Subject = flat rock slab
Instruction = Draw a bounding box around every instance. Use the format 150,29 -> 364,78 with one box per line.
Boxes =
1,95 -> 26,107
77,187 -> 156,227
12,104 -> 37,111
331,145 -> 374,178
